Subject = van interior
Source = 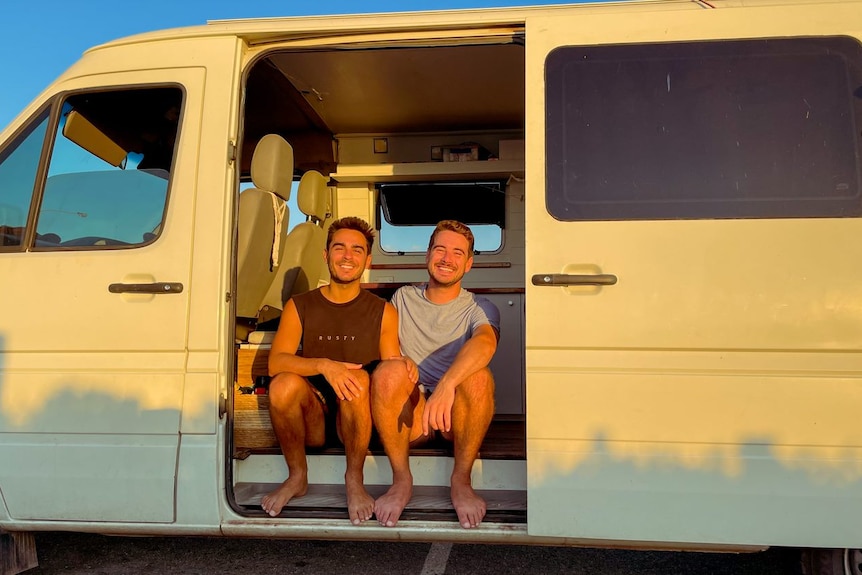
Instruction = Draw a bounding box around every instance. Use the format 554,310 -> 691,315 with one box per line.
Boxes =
231,34 -> 528,523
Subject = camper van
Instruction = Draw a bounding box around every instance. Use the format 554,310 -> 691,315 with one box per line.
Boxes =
1,0 -> 861,573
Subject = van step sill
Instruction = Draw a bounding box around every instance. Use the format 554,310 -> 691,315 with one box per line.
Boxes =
234,482 -> 526,523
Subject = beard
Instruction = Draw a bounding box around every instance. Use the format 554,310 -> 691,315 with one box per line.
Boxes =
428,264 -> 464,288
327,259 -> 364,285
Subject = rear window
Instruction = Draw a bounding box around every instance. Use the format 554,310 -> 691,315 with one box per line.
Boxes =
545,37 -> 862,221
377,181 -> 505,254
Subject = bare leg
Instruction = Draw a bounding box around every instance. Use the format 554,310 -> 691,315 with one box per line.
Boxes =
446,368 -> 495,529
371,360 -> 425,527
261,372 -> 326,517
337,369 -> 375,525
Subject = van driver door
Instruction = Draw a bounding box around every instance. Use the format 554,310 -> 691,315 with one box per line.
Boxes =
0,68 -> 205,523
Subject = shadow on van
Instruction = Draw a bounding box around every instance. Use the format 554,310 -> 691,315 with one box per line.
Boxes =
0,365 -> 181,523
527,430 -> 862,548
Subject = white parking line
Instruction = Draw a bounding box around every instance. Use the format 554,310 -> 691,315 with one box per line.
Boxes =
420,542 -> 453,575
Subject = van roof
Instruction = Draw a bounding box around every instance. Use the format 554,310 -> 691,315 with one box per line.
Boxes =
87,0 -> 695,53
87,0 -> 859,54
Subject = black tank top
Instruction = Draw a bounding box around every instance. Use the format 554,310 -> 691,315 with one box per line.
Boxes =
293,288 -> 385,365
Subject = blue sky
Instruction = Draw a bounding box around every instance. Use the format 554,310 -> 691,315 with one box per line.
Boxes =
0,0 -> 577,130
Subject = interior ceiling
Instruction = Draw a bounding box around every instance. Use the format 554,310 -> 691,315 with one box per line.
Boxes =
241,42 -> 525,175
269,43 -> 525,135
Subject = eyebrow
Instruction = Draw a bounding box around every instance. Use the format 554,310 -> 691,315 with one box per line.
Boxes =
432,244 -> 465,254
332,241 -> 366,251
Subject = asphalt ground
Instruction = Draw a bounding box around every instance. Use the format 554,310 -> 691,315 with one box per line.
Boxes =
26,532 -> 805,575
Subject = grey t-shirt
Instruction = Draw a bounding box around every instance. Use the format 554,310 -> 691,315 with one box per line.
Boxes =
392,284 -> 500,390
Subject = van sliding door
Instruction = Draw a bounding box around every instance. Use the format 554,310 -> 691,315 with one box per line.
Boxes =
524,4 -> 862,548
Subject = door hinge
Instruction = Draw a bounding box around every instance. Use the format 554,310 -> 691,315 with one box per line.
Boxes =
227,140 -> 237,164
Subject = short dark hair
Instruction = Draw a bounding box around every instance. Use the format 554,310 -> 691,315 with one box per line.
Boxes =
327,216 -> 375,251
427,220 -> 475,256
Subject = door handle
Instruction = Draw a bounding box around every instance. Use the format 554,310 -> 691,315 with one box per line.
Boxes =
531,273 -> 617,286
108,282 -> 184,294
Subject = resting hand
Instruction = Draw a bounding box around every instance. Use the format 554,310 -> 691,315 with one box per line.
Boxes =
389,355 -> 419,385
422,383 -> 455,435
319,359 -> 364,401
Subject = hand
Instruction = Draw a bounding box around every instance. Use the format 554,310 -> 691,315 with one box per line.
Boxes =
422,384 -> 455,435
389,355 -> 419,385
403,357 -> 419,385
319,359 -> 363,401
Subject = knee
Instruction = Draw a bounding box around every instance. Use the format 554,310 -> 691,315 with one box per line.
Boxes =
458,368 -> 495,406
466,368 -> 495,395
351,369 -> 371,398
268,372 -> 306,409
371,359 -> 412,398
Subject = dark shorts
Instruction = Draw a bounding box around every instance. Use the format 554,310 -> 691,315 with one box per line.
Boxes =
306,360 -> 380,440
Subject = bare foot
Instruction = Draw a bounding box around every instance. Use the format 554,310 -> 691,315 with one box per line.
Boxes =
451,480 -> 486,529
345,475 -> 375,525
261,475 -> 308,517
374,475 -> 413,527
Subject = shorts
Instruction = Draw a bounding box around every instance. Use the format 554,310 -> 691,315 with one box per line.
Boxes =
306,360 -> 381,440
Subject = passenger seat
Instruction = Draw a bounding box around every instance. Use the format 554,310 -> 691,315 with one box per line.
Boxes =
236,134 -> 293,336
257,169 -> 331,323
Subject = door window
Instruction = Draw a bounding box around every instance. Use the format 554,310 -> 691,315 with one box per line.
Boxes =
0,87 -> 183,250
545,37 -> 862,221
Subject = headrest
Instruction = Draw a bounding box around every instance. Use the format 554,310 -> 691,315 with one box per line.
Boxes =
250,134 -> 293,200
296,170 -> 330,223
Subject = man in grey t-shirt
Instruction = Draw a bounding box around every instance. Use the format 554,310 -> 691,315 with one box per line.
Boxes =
371,220 -> 500,529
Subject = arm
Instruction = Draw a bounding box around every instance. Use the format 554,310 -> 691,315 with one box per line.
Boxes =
379,302 -> 419,384
434,324 -> 498,392
423,323 -> 498,434
268,299 -> 363,400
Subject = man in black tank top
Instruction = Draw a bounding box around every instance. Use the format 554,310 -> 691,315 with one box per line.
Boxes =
261,217 -> 418,525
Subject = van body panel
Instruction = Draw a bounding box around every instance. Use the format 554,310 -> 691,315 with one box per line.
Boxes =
175,435 -> 224,527
524,4 -> 862,546
0,434 -> 178,522
180,370 -> 219,435
0,0 -> 861,554
0,61 -> 206,522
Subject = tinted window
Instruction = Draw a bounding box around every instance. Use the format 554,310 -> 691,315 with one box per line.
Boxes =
546,37 -> 862,221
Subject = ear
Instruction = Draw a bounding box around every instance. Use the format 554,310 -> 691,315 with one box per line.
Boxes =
364,253 -> 373,270
465,255 -> 474,273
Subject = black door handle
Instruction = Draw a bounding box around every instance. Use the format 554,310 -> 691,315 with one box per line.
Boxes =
108,282 -> 184,294
531,273 -> 617,286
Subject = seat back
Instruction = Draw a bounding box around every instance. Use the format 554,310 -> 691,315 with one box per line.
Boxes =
236,135 -> 293,320
259,170 -> 331,316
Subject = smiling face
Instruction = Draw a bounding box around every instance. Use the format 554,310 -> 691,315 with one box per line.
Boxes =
426,229 -> 473,288
324,228 -> 371,285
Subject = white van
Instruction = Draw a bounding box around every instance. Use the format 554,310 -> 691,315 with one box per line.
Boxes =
1,1 -> 861,573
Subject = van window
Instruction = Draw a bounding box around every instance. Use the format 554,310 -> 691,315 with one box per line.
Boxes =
0,110 -> 49,247
545,37 -> 862,221
33,87 -> 183,248
377,181 -> 505,254
0,87 -> 182,250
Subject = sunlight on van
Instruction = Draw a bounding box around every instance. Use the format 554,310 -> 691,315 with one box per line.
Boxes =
528,370 -> 862,482
0,373 -> 213,433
